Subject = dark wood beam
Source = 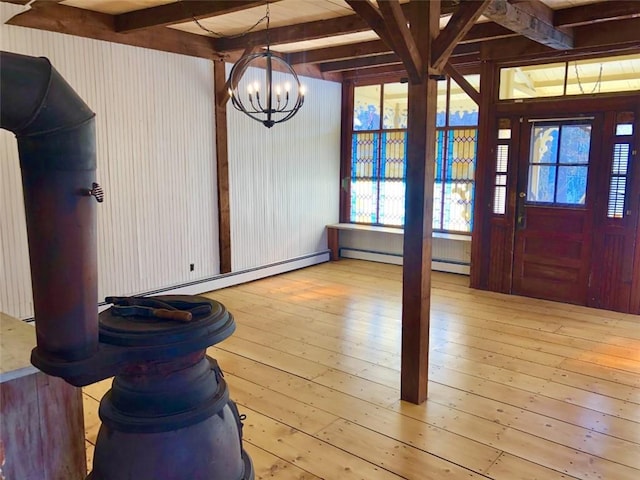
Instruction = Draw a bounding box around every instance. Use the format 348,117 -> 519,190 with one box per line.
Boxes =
319,53 -> 400,73
431,0 -> 491,71
555,1 -> 640,27
344,0 -> 395,51
285,40 -> 390,65
376,0 -> 423,83
214,1 -> 459,53
214,11 -> 372,52
115,1 -> 269,33
342,63 -> 408,80
401,0 -> 441,405
6,2 -> 217,59
318,48 -> 480,74
459,21 -> 518,43
286,36 -> 481,66
484,0 -> 573,50
213,60 -> 232,274
482,18 -> 640,61
575,17 -> 640,49
443,62 -> 480,104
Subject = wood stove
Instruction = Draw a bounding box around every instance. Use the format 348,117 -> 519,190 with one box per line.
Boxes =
1,51 -> 254,480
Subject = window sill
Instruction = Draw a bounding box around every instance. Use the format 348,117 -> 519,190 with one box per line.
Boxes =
327,223 -> 471,241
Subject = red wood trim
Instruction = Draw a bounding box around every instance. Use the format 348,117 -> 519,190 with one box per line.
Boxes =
470,59 -> 498,290
495,93 -> 640,116
629,104 -> 640,313
327,227 -> 340,261
214,60 -> 232,274
339,81 -> 354,223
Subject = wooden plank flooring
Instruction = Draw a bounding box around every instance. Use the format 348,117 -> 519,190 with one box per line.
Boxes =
82,259 -> 640,479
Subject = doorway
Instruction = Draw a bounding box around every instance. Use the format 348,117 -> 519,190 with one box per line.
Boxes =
512,117 -> 599,305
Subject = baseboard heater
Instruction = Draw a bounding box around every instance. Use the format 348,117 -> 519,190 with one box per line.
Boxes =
23,251 -> 330,321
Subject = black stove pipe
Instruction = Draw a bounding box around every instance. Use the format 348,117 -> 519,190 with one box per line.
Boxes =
1,51 -> 98,362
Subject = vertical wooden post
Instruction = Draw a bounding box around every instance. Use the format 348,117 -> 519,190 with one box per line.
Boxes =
401,0 -> 440,404
470,54 -> 497,290
213,59 -> 232,273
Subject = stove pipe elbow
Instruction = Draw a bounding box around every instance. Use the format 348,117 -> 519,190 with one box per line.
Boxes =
1,51 -> 98,362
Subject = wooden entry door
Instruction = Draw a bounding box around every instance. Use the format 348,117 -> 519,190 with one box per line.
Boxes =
512,118 -> 599,305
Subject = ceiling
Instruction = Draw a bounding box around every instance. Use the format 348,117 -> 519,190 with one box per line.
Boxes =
4,0 -> 640,82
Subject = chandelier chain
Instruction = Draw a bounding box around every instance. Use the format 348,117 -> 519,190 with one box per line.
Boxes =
573,62 -> 603,95
192,10 -> 268,39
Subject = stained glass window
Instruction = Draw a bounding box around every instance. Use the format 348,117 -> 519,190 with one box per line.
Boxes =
348,77 -> 478,233
434,128 -> 477,231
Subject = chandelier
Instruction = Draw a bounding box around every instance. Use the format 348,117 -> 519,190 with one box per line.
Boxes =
227,4 -> 305,128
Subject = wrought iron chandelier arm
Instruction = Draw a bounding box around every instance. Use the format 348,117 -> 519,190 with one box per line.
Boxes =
225,4 -> 305,128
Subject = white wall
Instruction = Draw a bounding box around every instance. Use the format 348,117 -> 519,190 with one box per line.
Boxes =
0,3 -> 218,318
0,4 -> 342,319
226,65 -> 341,270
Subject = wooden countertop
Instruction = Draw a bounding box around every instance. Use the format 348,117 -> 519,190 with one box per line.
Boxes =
0,311 -> 38,383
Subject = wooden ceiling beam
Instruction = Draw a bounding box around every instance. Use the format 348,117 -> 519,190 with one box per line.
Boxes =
555,1 -> 640,27
324,48 -> 481,74
344,0 -> 395,51
213,1 -> 458,52
443,62 -> 479,104
6,2 -> 217,58
575,17 -> 640,49
286,40 -> 479,66
484,0 -> 573,50
320,53 -> 400,73
376,0 -> 423,82
214,10 -> 371,52
341,56 -> 480,81
482,18 -> 640,61
115,1 -> 270,33
342,63 -> 407,79
285,39 -> 390,65
431,0 -> 491,71
459,21 -> 518,43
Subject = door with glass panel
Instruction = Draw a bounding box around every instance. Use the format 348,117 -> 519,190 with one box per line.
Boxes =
512,118 -> 599,305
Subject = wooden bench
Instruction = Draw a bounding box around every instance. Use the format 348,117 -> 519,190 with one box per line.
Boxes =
326,223 -> 472,274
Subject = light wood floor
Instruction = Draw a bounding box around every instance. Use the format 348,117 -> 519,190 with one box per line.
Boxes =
83,259 -> 640,479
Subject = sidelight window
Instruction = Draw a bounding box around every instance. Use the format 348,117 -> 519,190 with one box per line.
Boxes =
607,113 -> 634,219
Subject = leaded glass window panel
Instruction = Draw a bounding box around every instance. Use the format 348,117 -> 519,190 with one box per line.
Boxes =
353,85 -> 380,131
527,121 -> 591,206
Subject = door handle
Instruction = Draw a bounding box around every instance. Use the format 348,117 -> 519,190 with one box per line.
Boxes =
516,192 -> 526,228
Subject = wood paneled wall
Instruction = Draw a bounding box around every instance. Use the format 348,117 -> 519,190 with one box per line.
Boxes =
0,3 -> 218,318
225,63 -> 341,271
0,3 -> 342,319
